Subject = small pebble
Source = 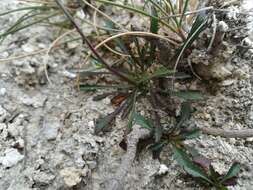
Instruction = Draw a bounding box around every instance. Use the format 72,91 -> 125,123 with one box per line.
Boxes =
0,88 -> 6,96
88,120 -> 94,129
0,148 -> 24,168
157,164 -> 169,175
62,70 -> 77,79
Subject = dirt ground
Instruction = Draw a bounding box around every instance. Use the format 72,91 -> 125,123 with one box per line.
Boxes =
0,0 -> 252,190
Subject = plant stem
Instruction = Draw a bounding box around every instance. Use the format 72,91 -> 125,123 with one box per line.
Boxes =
150,89 -> 163,143
198,127 -> 253,138
55,0 -> 136,85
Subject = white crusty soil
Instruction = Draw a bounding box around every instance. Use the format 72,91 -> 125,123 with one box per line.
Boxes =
0,0 -> 252,190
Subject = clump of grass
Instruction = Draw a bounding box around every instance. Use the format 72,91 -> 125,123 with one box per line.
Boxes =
1,0 -> 243,189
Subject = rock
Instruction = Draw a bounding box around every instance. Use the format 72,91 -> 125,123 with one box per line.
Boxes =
157,164 -> 169,175
19,62 -> 35,74
43,119 -> 61,141
246,137 -> 253,142
218,21 -> 229,32
0,88 -> 6,96
87,120 -> 94,128
20,94 -> 47,108
62,70 -> 77,79
1,51 -> 9,58
220,79 -> 235,86
226,6 -> 239,20
21,44 -> 34,53
7,123 -> 23,138
60,167 -> 87,187
33,171 -> 55,185
0,148 -> 24,168
86,161 -> 97,169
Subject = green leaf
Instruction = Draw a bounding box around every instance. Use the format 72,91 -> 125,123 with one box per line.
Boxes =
173,145 -> 213,184
179,0 -> 190,27
78,71 -> 110,78
221,162 -> 240,183
172,90 -> 204,100
95,105 -> 124,134
166,0 -> 180,28
150,141 -> 167,159
133,112 -> 154,130
104,20 -> 128,53
149,5 -> 158,64
147,0 -> 169,17
175,102 -> 191,128
92,92 -> 114,101
0,6 -> 56,17
1,12 -> 58,41
79,84 -> 131,92
173,15 -> 207,72
95,114 -> 115,134
210,165 -> 221,182
94,0 -> 178,34
150,6 -> 159,34
121,90 -> 137,120
179,14 -> 207,53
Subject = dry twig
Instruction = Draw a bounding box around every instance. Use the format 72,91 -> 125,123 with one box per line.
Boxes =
198,127 -> 253,138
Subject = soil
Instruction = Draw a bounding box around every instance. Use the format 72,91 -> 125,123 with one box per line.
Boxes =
0,0 -> 252,190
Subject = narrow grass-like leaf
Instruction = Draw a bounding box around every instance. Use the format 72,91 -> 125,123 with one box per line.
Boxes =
78,71 -> 111,78
104,20 -> 128,53
173,15 -> 207,75
0,13 -> 59,40
79,84 -> 131,92
147,0 -> 169,17
176,15 -> 207,56
0,6 -> 56,17
165,0 -> 179,28
221,162 -> 240,183
179,0 -> 190,27
149,5 -> 159,63
150,6 -> 159,34
93,92 -> 115,101
93,0 -> 178,34
2,10 -> 38,35
56,0 -> 137,85
173,145 -> 213,184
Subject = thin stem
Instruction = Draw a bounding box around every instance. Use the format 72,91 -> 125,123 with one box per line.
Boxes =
198,127 -> 253,138
93,0 -> 182,39
150,88 -> 162,143
55,0 -> 136,85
